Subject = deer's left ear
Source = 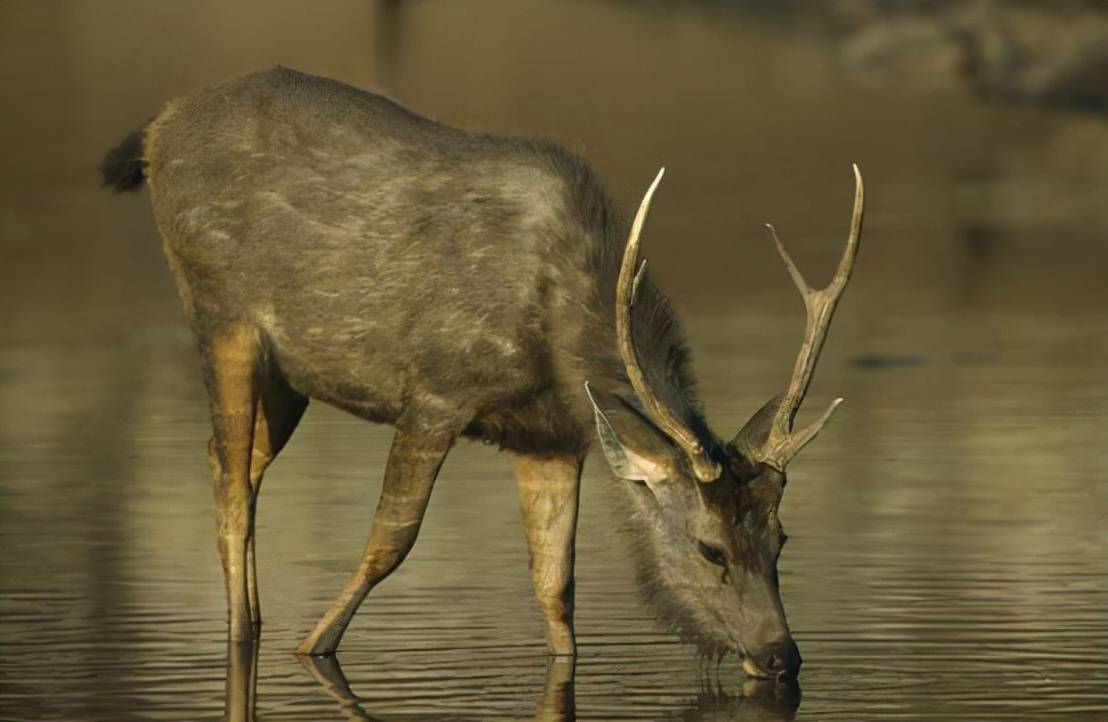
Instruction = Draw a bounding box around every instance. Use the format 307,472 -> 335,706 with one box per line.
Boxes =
585,382 -> 681,490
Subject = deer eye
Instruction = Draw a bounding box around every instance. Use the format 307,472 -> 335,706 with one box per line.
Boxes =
697,541 -> 727,567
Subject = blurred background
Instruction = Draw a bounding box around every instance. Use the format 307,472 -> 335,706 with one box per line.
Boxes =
1,1 -> 1106,720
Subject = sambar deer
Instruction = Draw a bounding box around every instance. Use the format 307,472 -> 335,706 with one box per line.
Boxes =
101,67 -> 863,680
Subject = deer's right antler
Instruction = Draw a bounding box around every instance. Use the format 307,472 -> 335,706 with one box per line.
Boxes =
737,165 -> 864,471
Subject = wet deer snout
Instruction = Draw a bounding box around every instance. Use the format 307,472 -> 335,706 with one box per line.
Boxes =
755,638 -> 802,681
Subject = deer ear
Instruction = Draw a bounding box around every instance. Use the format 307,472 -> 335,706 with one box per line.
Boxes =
730,393 -> 784,458
585,382 -> 680,489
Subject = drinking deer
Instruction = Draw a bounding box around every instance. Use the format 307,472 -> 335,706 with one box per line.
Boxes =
100,67 -> 863,680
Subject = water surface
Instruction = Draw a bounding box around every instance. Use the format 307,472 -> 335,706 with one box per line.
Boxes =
1,1 -> 1106,720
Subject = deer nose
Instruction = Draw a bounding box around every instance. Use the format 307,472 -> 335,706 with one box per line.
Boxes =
758,638 -> 802,681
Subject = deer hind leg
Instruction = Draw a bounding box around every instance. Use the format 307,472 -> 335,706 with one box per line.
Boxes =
297,427 -> 453,656
208,364 -> 307,628
203,323 -> 264,641
243,370 -> 308,626
512,452 -> 584,656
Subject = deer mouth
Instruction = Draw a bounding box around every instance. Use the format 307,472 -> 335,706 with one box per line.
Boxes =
741,657 -> 773,679
741,656 -> 798,683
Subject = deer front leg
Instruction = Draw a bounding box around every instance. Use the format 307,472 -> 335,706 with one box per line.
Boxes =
297,427 -> 453,656
512,453 -> 584,657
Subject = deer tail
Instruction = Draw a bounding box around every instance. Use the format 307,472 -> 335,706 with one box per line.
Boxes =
98,126 -> 148,192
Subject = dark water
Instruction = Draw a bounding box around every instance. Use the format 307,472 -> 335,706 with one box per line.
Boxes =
2,2 -> 1107,720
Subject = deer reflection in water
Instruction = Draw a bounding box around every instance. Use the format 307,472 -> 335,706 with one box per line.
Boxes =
222,640 -> 800,722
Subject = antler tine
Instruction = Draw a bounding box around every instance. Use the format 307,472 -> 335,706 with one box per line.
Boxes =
760,165 -> 864,470
616,168 -> 721,483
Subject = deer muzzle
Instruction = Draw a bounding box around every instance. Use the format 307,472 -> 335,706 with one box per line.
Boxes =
742,637 -> 802,682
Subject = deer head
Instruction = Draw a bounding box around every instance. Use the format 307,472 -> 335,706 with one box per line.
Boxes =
587,165 -> 863,681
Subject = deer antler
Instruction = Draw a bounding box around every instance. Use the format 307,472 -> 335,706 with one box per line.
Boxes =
616,168 -> 722,483
753,164 -> 864,471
